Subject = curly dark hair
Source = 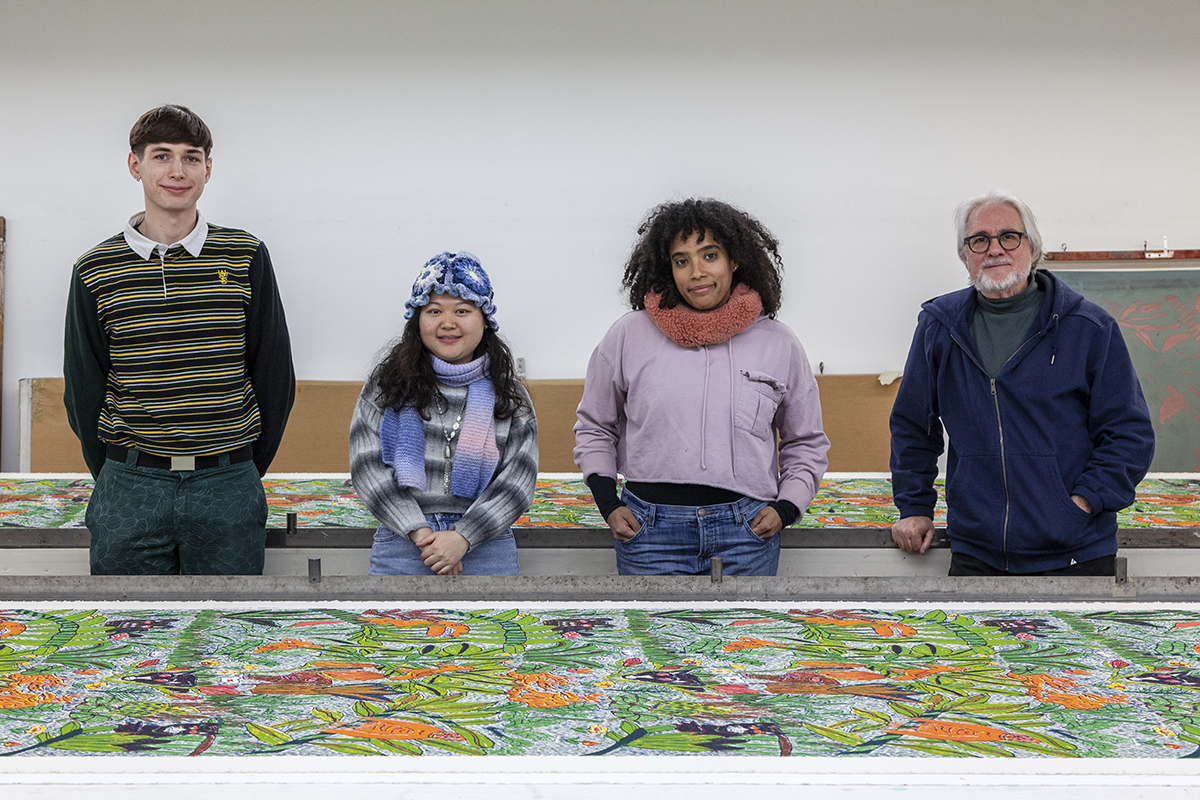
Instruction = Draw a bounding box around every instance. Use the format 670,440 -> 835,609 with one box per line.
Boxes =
371,315 -> 528,420
622,198 -> 785,317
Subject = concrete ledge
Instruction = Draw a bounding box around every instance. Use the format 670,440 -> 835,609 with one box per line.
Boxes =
2,574 -> 1197,602
4,527 -> 1200,549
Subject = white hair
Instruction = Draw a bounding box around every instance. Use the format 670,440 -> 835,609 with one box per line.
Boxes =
954,189 -> 1045,273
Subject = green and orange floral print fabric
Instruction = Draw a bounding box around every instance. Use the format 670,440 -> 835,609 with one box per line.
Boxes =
1,476 -> 1198,530
5,604 -> 1200,758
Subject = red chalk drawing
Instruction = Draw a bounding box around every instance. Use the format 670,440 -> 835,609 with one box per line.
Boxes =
1165,331 -> 1196,352
1160,385 -> 1191,423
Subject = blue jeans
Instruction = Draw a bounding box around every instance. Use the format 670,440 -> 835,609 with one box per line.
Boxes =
615,491 -> 780,576
368,512 -> 520,575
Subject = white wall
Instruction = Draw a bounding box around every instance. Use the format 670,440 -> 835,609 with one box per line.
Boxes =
2,0 -> 1198,470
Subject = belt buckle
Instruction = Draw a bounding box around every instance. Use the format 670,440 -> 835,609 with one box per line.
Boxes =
171,456 -> 196,471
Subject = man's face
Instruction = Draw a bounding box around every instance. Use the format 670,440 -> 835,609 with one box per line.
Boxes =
127,142 -> 210,215
964,202 -> 1033,299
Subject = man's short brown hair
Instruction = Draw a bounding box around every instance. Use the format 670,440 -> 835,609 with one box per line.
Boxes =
129,104 -> 213,158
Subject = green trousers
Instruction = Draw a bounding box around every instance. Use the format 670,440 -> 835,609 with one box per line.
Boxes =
86,450 -> 267,575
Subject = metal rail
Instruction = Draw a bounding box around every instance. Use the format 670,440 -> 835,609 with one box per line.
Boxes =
2,526 -> 1198,549
0,573 -> 1197,602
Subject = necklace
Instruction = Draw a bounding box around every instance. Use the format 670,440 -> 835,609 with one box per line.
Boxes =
437,395 -> 465,494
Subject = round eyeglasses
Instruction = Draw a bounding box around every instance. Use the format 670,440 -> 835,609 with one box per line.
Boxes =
964,231 -> 1026,254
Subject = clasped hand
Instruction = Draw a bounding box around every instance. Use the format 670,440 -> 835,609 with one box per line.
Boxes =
410,527 -> 468,575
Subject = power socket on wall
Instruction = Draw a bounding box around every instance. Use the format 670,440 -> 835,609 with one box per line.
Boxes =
516,357 -> 526,378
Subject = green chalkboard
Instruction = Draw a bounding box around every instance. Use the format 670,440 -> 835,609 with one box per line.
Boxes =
1052,267 -> 1200,472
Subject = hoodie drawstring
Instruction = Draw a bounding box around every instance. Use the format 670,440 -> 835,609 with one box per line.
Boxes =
700,346 -> 710,470
1048,313 -> 1060,365
728,338 -> 737,478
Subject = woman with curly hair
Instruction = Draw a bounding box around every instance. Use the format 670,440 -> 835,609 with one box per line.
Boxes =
574,198 -> 829,575
350,251 -> 537,575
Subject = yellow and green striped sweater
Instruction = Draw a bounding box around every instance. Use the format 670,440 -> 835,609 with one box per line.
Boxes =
64,224 -> 294,477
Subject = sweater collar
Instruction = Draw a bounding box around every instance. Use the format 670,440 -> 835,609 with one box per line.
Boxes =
644,284 -> 763,347
923,270 -> 1081,337
975,276 -> 1042,314
123,210 -> 208,260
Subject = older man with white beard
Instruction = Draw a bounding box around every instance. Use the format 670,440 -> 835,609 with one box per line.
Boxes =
888,189 -> 1154,576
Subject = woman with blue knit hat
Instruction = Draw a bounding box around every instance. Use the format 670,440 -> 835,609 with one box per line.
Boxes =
350,252 -> 537,575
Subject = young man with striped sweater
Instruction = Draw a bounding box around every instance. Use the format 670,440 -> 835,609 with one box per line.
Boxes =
64,104 -> 295,575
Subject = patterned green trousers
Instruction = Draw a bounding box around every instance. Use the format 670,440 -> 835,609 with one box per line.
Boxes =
86,451 -> 267,575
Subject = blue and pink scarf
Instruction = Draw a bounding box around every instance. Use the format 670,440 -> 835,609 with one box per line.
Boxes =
380,354 -> 500,499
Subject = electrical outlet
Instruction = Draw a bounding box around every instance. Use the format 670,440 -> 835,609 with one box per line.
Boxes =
516,357 -> 526,378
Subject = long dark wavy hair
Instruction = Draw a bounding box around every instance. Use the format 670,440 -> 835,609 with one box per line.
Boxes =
622,198 -> 785,317
371,314 -> 528,420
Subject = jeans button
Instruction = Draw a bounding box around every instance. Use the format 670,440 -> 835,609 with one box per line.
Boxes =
697,509 -> 708,518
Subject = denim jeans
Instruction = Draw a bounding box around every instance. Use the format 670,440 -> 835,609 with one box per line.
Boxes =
368,512 -> 520,575
615,490 -> 780,576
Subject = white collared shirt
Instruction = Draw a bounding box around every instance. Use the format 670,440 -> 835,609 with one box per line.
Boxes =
123,210 -> 208,259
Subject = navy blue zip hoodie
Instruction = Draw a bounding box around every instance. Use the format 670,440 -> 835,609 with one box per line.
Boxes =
890,270 -> 1155,573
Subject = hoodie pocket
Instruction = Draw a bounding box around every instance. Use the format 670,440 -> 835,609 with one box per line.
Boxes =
945,455 -> 1006,547
1006,454 -> 1091,555
947,453 -> 1091,561
734,370 -> 785,439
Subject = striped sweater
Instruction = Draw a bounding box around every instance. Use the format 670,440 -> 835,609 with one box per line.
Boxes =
64,223 -> 294,477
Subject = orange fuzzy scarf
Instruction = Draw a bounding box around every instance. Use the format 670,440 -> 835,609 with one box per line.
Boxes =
644,284 -> 763,347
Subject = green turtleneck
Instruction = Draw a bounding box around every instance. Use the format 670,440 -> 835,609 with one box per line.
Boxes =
970,278 -> 1045,378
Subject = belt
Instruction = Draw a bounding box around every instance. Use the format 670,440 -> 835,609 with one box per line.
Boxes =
106,443 -> 254,472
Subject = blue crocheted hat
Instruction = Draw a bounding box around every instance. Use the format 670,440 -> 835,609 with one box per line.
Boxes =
404,251 -> 499,331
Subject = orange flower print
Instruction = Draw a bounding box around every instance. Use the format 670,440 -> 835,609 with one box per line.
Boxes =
0,621 -> 26,638
1009,673 -> 1127,709
324,719 -> 464,741
885,720 -> 1038,743
723,637 -> 785,651
252,638 -> 318,653
505,672 -> 602,708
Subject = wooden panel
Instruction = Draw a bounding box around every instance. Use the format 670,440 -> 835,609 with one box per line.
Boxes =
270,380 -> 360,472
23,375 -> 899,475
22,378 -> 363,474
23,378 -> 588,475
816,374 -> 900,473
525,379 -> 585,473
27,378 -> 87,473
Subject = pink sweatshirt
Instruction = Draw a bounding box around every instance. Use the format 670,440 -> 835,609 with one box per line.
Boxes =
573,311 -> 829,514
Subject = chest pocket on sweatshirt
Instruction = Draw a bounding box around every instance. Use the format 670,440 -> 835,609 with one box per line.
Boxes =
734,370 -> 785,439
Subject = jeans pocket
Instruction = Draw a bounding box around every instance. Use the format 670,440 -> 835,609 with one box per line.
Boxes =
373,525 -> 403,543
737,516 -> 771,544
619,504 -> 650,542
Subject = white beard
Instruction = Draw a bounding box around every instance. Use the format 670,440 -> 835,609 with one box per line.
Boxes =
972,262 -> 1032,295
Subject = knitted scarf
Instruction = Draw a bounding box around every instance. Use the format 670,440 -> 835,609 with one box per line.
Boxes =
380,354 -> 500,499
644,284 -> 763,346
